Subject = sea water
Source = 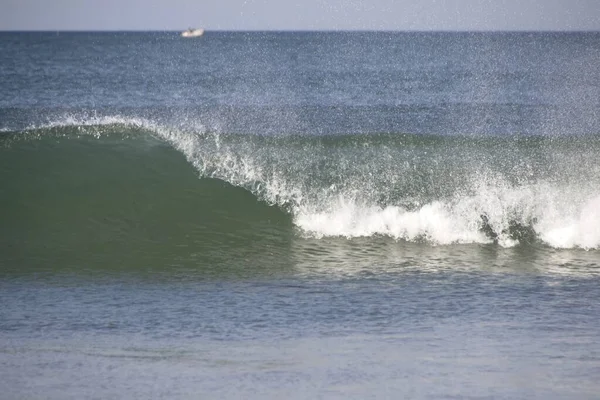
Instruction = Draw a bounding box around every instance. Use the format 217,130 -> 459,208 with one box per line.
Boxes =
1,31 -> 600,399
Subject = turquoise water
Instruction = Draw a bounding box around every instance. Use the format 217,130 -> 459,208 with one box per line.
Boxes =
1,32 -> 600,399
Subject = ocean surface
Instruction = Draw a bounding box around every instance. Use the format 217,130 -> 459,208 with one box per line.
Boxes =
1,31 -> 600,399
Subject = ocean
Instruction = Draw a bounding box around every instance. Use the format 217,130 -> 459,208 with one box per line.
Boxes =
1,31 -> 600,399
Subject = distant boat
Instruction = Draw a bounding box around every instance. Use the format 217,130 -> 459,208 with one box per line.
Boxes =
181,28 -> 205,38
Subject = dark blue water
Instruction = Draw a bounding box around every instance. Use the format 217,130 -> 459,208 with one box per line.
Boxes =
2,32 -> 599,134
1,32 -> 600,399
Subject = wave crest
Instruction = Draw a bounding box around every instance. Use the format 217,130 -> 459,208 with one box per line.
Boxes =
5,114 -> 600,250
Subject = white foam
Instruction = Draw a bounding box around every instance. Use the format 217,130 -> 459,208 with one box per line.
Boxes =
294,197 -> 486,244
538,194 -> 600,250
294,182 -> 600,249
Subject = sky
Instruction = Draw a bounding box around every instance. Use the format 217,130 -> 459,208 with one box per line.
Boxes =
1,0 -> 600,31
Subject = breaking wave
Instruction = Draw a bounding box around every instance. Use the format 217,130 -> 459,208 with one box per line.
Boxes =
2,115 -> 600,250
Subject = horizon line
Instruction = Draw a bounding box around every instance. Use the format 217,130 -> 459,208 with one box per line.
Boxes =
1,28 -> 599,33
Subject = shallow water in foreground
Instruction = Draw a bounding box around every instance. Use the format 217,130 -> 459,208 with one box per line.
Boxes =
2,262 -> 600,399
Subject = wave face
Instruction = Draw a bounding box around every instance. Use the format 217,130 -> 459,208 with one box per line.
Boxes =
2,116 -> 600,258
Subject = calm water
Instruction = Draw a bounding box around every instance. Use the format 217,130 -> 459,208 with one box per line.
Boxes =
1,31 -> 600,399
